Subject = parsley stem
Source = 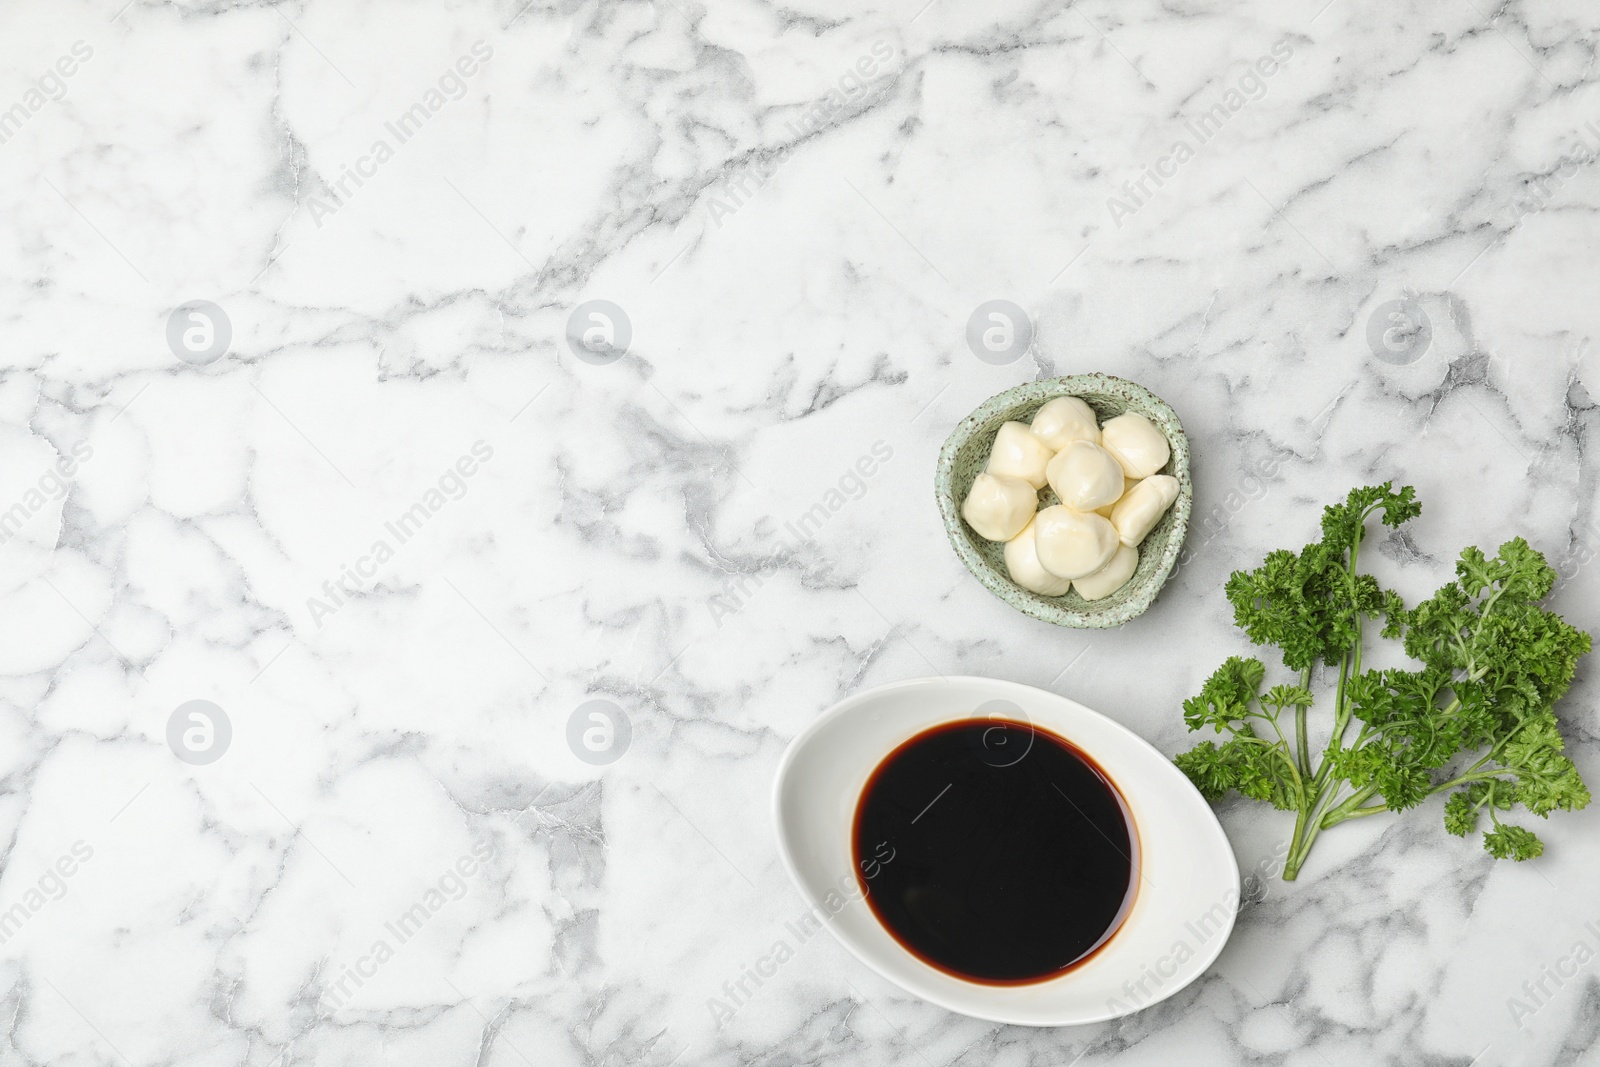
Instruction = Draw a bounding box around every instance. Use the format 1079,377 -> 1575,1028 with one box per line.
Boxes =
1285,515 -> 1377,878
1332,649 -> 1351,745
1428,764 -> 1499,796
1321,784 -> 1380,826
1285,817 -> 1310,881
1295,666 -> 1312,780
1310,651 -> 1352,796
1340,803 -> 1389,819
1285,776 -> 1346,878
1285,806 -> 1324,880
1427,731 -> 1523,797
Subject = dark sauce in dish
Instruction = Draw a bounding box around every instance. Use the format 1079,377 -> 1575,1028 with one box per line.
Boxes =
852,717 -> 1138,984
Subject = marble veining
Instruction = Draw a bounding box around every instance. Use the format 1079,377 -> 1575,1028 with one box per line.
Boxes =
2,0 -> 1600,1064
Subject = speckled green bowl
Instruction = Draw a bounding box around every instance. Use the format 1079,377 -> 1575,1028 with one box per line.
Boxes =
935,374 -> 1191,628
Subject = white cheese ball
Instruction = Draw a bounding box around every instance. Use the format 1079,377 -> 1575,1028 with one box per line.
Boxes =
1099,412 -> 1171,479
1030,396 -> 1101,450
1003,517 -> 1074,596
961,473 -> 1037,542
1073,544 -> 1139,601
1033,505 -> 1119,580
1046,440 -> 1125,511
1110,474 -> 1180,547
986,421 -> 1055,489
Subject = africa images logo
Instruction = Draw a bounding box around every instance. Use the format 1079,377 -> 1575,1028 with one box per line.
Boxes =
307,42 -> 493,227
306,441 -> 494,627
1106,39 -> 1295,227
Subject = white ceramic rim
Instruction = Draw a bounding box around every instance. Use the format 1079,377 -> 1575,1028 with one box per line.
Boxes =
771,675 -> 1240,1026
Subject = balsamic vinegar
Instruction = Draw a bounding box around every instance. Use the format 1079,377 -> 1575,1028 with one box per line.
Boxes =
853,718 -> 1137,984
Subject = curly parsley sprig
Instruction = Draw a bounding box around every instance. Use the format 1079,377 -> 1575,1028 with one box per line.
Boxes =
1174,483 -> 1590,879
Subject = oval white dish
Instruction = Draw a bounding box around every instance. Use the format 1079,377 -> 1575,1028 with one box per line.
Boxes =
771,675 -> 1239,1026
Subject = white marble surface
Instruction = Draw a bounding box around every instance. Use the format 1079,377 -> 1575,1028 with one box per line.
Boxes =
3,0 -> 1600,1064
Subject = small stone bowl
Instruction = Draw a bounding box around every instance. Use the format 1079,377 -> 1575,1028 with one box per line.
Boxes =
935,374 -> 1191,628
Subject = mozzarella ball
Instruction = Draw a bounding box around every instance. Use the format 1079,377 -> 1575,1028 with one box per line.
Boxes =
1073,545 -> 1139,601
1099,412 -> 1171,479
1030,396 -> 1101,450
1046,441 -> 1125,511
1033,506 -> 1119,580
986,421 -> 1055,489
961,473 -> 1037,542
1003,517 -> 1074,596
1110,474 -> 1180,547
